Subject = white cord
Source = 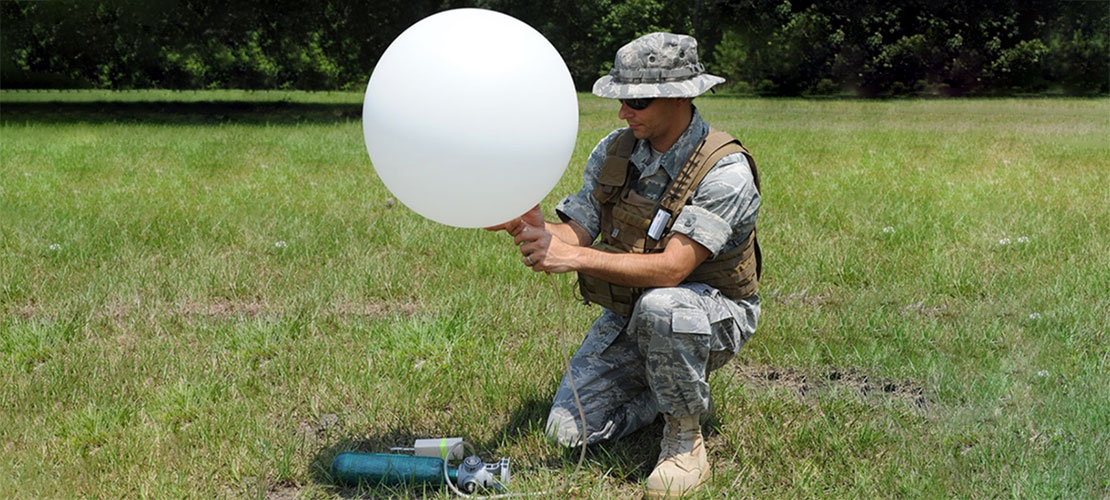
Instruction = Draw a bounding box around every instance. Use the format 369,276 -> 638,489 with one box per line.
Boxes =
442,276 -> 589,498
442,355 -> 587,498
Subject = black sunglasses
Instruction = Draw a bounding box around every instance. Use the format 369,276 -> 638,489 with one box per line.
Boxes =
620,98 -> 655,110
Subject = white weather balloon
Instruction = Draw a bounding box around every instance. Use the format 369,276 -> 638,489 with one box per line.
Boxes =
363,9 -> 579,228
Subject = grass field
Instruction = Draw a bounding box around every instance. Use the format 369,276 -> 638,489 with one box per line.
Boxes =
2,91 -> 1108,499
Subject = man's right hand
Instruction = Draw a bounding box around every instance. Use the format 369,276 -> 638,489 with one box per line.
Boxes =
486,205 -> 594,273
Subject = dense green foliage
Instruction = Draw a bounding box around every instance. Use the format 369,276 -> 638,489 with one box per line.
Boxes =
706,0 -> 1110,96
2,0 -> 1107,95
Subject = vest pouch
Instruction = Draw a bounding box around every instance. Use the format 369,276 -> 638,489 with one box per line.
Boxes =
593,155 -> 629,204
610,188 -> 656,231
577,242 -> 643,317
609,189 -> 665,251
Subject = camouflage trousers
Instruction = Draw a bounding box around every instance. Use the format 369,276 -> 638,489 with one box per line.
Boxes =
545,283 -> 758,447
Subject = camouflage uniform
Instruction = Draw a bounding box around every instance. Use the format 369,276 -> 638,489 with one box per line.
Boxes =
545,108 -> 761,446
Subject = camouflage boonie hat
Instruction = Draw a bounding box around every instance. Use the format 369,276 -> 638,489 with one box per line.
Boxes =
593,32 -> 725,99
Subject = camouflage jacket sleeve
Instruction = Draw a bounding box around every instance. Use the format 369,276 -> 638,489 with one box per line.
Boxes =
554,129 -> 625,242
669,152 -> 760,257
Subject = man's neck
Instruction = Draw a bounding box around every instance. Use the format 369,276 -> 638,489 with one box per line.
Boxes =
648,105 -> 694,152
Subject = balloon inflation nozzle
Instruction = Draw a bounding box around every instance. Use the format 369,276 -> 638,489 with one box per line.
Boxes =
457,455 -> 510,493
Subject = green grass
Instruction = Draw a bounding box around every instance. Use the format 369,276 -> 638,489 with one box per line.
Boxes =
2,91 -> 1108,499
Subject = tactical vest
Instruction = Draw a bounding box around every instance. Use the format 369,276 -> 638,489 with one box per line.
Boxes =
577,127 -> 762,317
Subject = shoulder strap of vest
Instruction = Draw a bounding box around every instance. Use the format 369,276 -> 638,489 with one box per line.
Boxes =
744,149 -> 760,193
714,132 -> 762,280
592,129 -> 637,204
662,128 -> 763,279
729,137 -> 761,279
657,128 -> 747,219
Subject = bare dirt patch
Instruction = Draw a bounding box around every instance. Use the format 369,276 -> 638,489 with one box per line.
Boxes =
766,288 -> 834,307
296,413 -> 341,444
332,299 -> 419,318
900,300 -> 953,319
6,297 -> 420,325
265,482 -> 301,500
727,364 -> 929,410
179,297 -> 269,318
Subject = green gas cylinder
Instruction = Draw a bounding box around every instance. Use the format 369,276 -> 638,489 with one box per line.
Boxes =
330,452 -> 459,487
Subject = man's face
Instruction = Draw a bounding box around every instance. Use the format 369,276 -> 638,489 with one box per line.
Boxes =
618,98 -> 691,146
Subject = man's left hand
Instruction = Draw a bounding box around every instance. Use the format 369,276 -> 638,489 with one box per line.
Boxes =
484,205 -> 544,237
515,224 -> 577,274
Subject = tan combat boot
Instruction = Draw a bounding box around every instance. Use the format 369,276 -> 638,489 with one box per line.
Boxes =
645,413 -> 709,498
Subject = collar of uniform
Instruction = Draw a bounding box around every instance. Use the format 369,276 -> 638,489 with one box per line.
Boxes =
629,106 -> 709,179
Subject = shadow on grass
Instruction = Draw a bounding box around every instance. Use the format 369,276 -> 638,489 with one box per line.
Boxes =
0,101 -> 361,125
490,396 -> 669,485
308,427 -> 451,500
306,397 -> 677,498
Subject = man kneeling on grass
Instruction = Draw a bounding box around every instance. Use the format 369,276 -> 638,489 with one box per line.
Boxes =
489,32 -> 762,498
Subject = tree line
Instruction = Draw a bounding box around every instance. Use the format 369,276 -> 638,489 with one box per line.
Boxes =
2,0 -> 1107,96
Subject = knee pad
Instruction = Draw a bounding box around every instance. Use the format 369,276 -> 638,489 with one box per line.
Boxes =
544,407 -> 582,448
